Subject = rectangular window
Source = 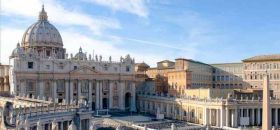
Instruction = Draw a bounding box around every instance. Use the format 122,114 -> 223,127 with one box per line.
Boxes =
28,62 -> 33,69
74,66 -> 77,70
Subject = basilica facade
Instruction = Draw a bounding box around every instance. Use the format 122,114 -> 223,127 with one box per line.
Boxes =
9,6 -> 136,112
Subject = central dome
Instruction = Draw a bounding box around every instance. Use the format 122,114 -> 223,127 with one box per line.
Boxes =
21,5 -> 63,48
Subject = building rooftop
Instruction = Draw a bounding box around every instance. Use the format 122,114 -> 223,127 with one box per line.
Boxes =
135,62 -> 150,67
243,54 -> 280,62
157,60 -> 174,63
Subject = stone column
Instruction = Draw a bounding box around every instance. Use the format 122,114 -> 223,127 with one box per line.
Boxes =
119,81 -> 125,110
60,122 -> 63,130
234,108 -> 238,127
275,108 -> 278,127
53,80 -> 57,102
246,108 -> 249,117
231,109 -> 234,127
65,80 -> 69,104
39,80 -> 44,99
204,108 -> 209,126
252,108 -> 255,126
109,81 -> 114,109
88,80 -> 93,110
257,108 -> 261,125
262,74 -> 271,130
220,107 -> 224,127
78,80 -> 81,101
226,108 -> 229,127
95,81 -> 100,110
20,80 -> 26,95
240,108 -> 243,117
209,109 -> 212,126
70,80 -> 74,104
216,109 -> 219,127
166,104 -> 170,116
99,81 -> 103,109
131,82 -> 136,112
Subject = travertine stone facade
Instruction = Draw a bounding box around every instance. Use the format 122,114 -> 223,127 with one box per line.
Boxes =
8,6 -> 136,112
0,64 -> 10,93
243,55 -> 280,97
143,55 -> 280,98
137,92 -> 280,128
211,63 -> 245,89
146,58 -> 213,96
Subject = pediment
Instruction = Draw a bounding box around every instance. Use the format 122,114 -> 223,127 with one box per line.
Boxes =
70,66 -> 99,75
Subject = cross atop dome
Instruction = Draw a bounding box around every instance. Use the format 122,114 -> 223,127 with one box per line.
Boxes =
39,4 -> 48,21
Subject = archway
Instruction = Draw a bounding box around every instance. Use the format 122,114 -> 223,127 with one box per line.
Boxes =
125,92 -> 131,111
102,98 -> 108,109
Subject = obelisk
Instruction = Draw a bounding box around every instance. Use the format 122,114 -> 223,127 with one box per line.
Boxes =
262,74 -> 271,130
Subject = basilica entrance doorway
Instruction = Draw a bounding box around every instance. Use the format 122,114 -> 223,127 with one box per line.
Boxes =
92,102 -> 95,110
103,98 -> 108,109
125,92 -> 131,111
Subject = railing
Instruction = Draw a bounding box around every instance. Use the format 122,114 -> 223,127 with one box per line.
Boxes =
138,93 -> 280,105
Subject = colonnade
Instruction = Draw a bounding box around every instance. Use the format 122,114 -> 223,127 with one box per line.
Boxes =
138,95 -> 280,128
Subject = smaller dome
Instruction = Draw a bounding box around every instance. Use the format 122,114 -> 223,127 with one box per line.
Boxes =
10,43 -> 24,58
74,47 -> 86,60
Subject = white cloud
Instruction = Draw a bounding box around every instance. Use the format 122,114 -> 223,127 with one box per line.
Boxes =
0,28 -> 25,64
61,31 -> 165,66
85,0 -> 149,17
1,0 -> 120,35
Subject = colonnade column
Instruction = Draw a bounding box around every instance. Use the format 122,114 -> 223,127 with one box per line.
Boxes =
240,108 -> 243,117
233,108 -> 238,127
88,80 -> 93,110
257,108 -> 261,125
109,81 -> 113,109
220,107 -> 224,127
65,80 -> 69,104
95,81 -> 100,110
53,80 -> 57,102
209,109 -> 212,126
203,108 -> 209,126
251,108 -> 255,126
216,109 -> 220,127
275,108 -> 278,127
225,107 -> 229,127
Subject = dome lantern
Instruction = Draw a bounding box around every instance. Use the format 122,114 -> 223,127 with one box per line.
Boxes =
39,5 -> 48,21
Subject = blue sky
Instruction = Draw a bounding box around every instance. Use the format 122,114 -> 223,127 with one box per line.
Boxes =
1,0 -> 280,66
